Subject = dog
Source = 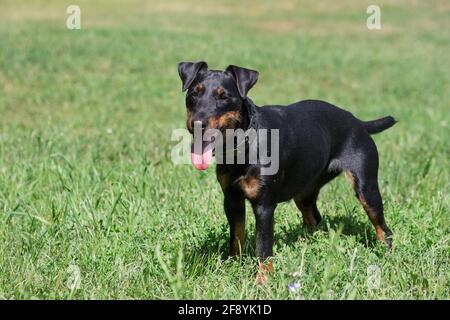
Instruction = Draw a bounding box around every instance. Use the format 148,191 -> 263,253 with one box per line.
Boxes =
178,61 -> 396,284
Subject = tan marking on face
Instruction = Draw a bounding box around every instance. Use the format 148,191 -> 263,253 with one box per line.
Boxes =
207,111 -> 241,130
239,175 -> 261,199
186,110 -> 193,131
215,86 -> 224,96
218,111 -> 241,129
208,116 -> 219,129
195,83 -> 205,93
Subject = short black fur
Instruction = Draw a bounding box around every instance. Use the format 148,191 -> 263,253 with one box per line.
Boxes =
178,61 -> 396,261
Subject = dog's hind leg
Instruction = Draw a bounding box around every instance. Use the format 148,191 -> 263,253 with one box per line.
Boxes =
345,138 -> 393,248
294,172 -> 340,228
294,190 -> 321,228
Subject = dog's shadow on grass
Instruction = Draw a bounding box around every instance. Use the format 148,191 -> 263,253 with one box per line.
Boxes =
183,214 -> 379,274
182,224 -> 231,274
182,224 -> 259,277
278,213 -> 379,248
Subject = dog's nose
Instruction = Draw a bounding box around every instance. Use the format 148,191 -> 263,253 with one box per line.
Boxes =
191,119 -> 208,132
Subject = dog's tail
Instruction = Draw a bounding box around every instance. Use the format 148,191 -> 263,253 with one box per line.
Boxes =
363,116 -> 397,134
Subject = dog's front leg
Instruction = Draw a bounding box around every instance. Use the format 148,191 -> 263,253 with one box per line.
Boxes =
224,188 -> 246,257
253,202 -> 276,284
252,202 -> 276,259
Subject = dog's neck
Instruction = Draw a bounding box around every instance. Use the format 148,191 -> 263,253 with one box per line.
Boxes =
241,98 -> 259,131
227,98 -> 259,156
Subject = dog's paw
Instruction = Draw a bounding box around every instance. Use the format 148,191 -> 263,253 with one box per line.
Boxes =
255,260 -> 273,285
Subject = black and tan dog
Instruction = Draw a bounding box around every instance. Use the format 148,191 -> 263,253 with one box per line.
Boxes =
178,61 -> 396,283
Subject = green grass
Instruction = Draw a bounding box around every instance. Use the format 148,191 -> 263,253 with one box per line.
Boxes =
0,0 -> 449,299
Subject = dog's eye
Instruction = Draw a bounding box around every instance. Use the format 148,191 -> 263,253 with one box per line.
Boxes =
191,84 -> 204,97
218,92 -> 228,100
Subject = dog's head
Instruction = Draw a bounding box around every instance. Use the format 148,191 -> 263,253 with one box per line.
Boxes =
178,61 -> 259,170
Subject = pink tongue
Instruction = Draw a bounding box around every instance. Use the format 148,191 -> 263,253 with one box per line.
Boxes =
191,141 -> 213,170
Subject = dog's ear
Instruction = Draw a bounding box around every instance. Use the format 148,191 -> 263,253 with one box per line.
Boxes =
178,61 -> 208,91
225,65 -> 259,98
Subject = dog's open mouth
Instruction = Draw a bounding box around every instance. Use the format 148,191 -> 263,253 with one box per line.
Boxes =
190,123 -> 224,170
191,139 -> 213,170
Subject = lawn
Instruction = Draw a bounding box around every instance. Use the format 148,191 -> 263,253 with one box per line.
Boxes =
0,0 -> 448,299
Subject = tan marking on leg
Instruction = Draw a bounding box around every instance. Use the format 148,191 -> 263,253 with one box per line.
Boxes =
293,196 -> 318,228
229,221 -> 245,256
238,175 -> 261,199
359,196 -> 386,243
256,260 -> 273,285
345,171 -> 356,189
375,225 -> 385,242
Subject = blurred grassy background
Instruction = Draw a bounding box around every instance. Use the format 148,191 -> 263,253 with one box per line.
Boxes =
0,0 -> 448,299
